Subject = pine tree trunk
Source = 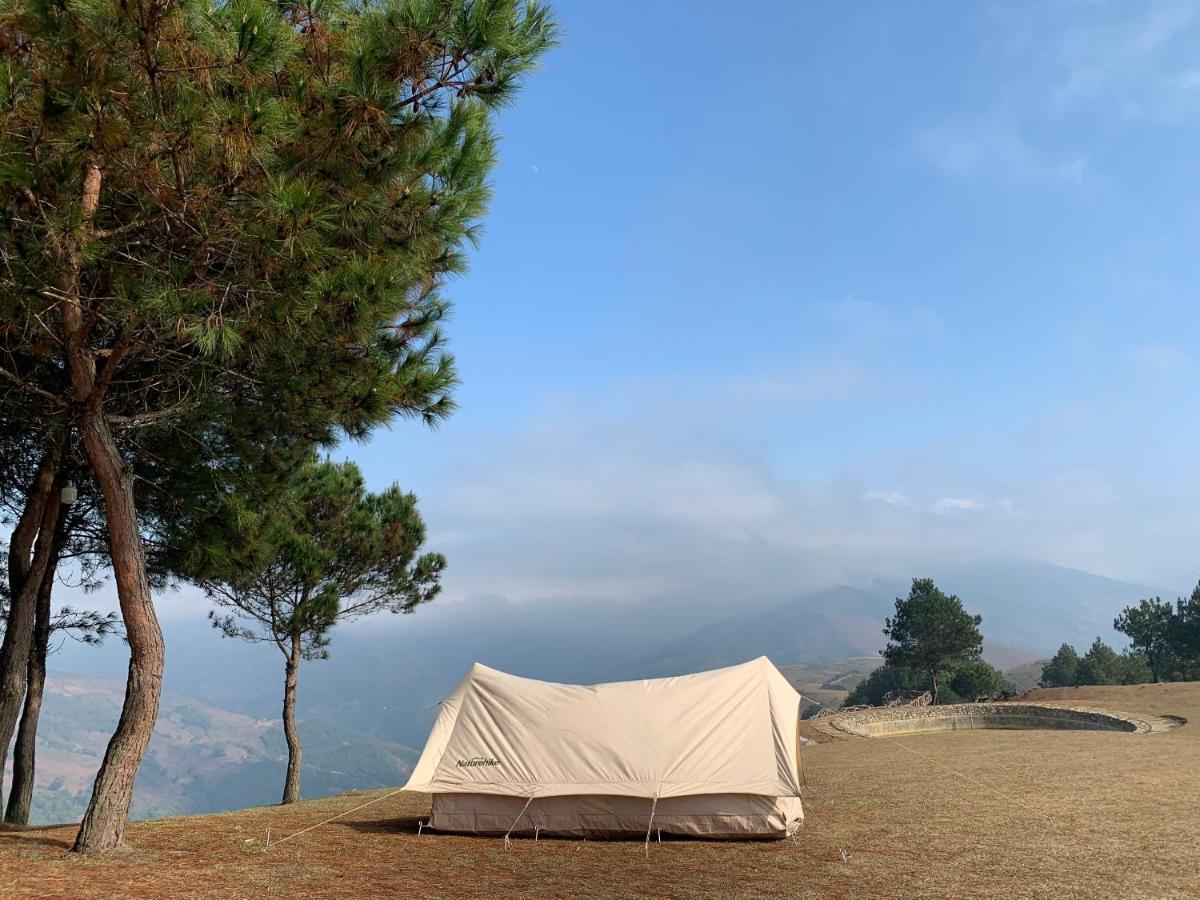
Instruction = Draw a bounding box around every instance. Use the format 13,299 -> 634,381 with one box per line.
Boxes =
71,412 -> 164,853
930,669 -> 939,705
0,475 -> 60,809
281,634 -> 302,805
6,456 -> 56,600
58,160 -> 165,854
4,520 -> 60,825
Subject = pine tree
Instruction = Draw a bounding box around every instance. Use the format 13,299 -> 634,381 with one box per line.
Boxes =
1,493 -> 118,826
1172,583 -> 1200,679
1039,643 -> 1079,687
0,457 -> 62,810
882,578 -> 984,704
183,454 -> 443,804
0,0 -> 556,851
1114,597 -> 1176,682
1074,637 -> 1124,685
0,424 -> 115,823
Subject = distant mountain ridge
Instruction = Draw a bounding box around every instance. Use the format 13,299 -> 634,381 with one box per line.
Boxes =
646,585 -> 891,676
644,586 -> 1039,676
642,561 -> 1172,676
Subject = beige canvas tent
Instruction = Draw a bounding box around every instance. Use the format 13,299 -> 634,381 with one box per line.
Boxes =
403,656 -> 804,839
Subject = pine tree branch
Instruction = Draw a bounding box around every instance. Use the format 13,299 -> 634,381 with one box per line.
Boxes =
0,365 -> 68,408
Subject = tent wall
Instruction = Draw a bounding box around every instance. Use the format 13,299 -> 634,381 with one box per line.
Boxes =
430,792 -> 802,839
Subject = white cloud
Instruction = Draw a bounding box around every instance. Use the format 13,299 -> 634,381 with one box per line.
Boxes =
404,364 -> 1200,615
865,490 -> 915,508
918,1 -> 1200,181
1129,342 -> 1191,373
915,116 -> 1090,184
933,497 -> 986,514
1049,0 -> 1200,116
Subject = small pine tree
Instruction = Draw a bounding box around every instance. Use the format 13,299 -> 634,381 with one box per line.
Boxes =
1040,644 -> 1080,687
1074,637 -> 1124,685
184,455 -> 443,805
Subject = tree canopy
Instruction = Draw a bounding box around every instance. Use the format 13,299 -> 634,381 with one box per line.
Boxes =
1039,643 -> 1079,688
1113,598 -> 1175,682
1042,637 -> 1153,687
189,454 -> 444,656
1113,586 -> 1200,682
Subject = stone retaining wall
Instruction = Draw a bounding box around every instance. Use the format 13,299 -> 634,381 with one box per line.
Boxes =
827,702 -> 1180,738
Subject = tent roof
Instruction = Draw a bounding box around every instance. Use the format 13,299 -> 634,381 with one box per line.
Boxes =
403,656 -> 804,800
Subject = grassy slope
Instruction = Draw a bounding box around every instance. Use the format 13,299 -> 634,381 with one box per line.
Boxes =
1,682 -> 1197,899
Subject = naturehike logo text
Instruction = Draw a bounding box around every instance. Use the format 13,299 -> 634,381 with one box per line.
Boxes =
456,756 -> 500,768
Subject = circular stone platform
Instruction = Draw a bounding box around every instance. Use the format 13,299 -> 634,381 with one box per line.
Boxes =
826,702 -> 1186,738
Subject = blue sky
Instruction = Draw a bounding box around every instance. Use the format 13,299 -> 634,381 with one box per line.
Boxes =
341,1 -> 1200,612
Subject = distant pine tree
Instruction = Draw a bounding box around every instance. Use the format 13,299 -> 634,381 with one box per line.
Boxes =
1040,643 -> 1080,687
1173,584 -> 1200,679
1114,598 -> 1177,682
882,578 -> 984,704
1073,637 -> 1149,686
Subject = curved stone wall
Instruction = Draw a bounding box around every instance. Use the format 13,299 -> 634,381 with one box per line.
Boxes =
828,702 -> 1184,738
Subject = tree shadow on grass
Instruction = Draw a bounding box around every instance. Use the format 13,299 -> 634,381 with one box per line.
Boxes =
0,824 -> 75,852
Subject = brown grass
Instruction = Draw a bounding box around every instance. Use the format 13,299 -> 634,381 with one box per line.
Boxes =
2,682 -> 1197,899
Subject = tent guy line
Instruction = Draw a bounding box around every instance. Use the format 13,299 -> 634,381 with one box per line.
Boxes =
267,788 -> 407,851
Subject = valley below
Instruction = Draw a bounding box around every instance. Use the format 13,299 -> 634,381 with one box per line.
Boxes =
3,674 -> 417,826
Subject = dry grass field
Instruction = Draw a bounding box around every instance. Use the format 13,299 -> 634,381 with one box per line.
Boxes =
1,682 -> 1196,899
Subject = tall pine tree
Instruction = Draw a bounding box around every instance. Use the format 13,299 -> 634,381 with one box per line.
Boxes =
0,0 -> 555,851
